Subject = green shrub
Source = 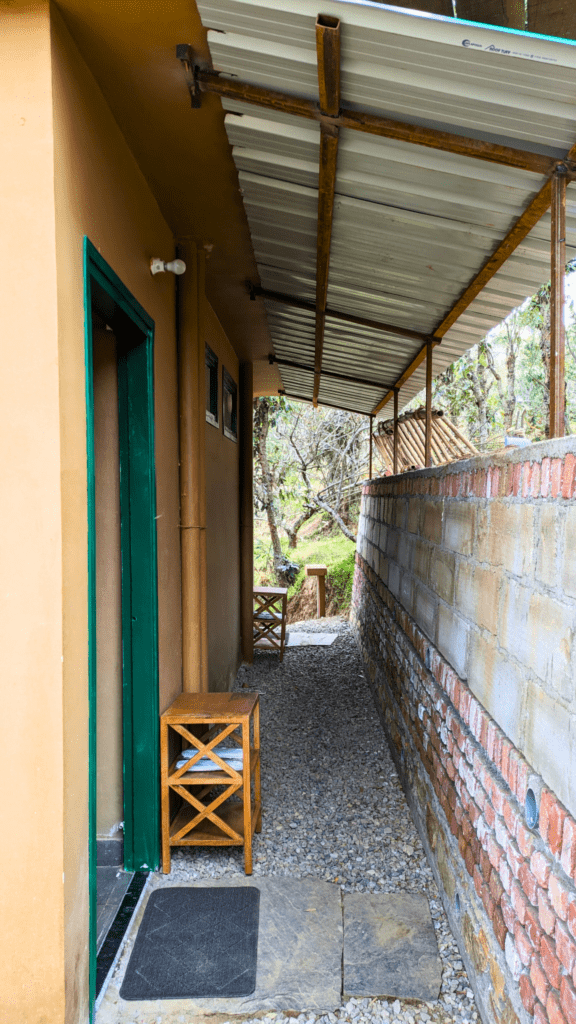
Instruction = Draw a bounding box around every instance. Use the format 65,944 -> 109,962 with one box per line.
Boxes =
327,548 -> 356,607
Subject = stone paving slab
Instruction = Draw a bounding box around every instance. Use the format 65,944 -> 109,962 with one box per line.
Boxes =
343,893 -> 442,1002
285,633 -> 338,647
96,876 -> 343,1023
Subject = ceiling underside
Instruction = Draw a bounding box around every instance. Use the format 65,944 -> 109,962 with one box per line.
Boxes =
196,0 -> 576,415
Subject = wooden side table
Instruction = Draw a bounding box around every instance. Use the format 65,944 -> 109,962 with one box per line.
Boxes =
160,692 -> 261,875
253,586 -> 288,660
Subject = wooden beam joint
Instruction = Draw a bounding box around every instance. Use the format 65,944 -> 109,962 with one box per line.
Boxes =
176,45 -> 202,108
372,339 -> 441,415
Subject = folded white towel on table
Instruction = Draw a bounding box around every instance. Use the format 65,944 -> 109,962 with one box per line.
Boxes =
180,746 -> 243,761
176,756 -> 243,772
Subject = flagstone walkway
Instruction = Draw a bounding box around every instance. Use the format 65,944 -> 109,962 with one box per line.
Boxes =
96,619 -> 480,1024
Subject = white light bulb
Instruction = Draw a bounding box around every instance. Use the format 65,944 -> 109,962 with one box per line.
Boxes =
165,259 -> 186,275
150,257 -> 187,276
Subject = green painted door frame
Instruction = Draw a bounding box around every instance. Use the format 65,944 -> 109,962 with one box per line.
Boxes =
84,238 -> 160,1014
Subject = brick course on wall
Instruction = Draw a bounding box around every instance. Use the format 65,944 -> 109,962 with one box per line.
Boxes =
351,438 -> 576,1024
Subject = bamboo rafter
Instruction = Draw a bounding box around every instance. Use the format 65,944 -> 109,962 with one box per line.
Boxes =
374,407 -> 479,472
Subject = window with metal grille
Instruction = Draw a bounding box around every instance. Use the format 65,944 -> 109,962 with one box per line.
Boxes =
205,344 -> 218,426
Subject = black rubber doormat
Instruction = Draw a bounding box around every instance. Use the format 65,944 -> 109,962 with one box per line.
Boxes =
120,886 -> 260,1000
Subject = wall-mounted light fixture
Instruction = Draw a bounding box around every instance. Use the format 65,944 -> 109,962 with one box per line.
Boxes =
150,257 -> 187,276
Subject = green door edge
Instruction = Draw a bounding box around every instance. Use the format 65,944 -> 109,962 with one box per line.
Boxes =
83,237 -> 160,1016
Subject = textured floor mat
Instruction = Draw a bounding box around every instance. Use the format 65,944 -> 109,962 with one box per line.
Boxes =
120,886 -> 259,1000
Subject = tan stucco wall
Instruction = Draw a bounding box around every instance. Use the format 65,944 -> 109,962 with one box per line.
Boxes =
53,8 -> 183,1020
0,5 -> 66,1021
205,304 -> 242,692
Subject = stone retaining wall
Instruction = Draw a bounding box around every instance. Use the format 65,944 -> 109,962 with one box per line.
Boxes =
351,438 -> 576,1024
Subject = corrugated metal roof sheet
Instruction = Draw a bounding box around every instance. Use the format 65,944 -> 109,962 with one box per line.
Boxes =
196,0 -> 576,413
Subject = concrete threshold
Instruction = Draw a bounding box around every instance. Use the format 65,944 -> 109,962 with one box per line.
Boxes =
96,876 -> 441,1024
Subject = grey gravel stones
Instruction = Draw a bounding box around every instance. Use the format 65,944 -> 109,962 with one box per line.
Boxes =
165,618 -> 479,1024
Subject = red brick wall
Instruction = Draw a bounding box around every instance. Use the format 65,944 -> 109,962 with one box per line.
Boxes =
352,439 -> 576,1024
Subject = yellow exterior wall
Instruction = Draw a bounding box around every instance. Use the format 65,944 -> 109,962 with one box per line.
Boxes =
0,4 -> 66,1021
55,7 -> 183,1020
205,304 -> 242,692
1,3 -> 247,1017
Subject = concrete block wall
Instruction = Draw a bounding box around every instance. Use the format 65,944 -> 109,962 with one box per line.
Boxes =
351,437 -> 576,1024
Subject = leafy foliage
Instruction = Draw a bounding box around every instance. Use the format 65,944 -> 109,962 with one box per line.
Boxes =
253,398 -> 370,584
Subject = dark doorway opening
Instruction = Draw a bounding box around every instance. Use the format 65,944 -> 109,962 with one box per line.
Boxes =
84,238 -> 159,1015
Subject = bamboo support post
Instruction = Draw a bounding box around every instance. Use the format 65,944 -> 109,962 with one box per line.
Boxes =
550,168 -> 567,438
393,389 -> 399,475
425,340 -> 433,467
369,414 -> 373,479
240,362 -> 254,663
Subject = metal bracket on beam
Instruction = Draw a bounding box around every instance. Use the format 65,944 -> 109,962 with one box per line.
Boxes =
556,160 -> 575,178
176,45 -> 201,108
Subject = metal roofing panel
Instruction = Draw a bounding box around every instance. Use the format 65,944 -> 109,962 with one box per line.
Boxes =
197,0 -> 576,416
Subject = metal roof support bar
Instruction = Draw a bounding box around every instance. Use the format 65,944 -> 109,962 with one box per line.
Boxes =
313,14 -> 341,407
550,168 -> 567,439
374,143 -> 576,411
432,179 -> 556,340
431,143 -> 576,343
425,341 -> 433,468
255,287 -> 431,343
269,354 -> 395,391
196,70 -> 560,177
372,339 -> 439,415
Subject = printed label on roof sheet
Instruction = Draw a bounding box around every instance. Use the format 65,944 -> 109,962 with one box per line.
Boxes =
461,38 -> 557,63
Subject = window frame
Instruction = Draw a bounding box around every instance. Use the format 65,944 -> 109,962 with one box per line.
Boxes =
222,366 -> 238,442
205,343 -> 219,427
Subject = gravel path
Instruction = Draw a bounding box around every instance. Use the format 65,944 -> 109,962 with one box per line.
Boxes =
165,620 -> 479,1024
